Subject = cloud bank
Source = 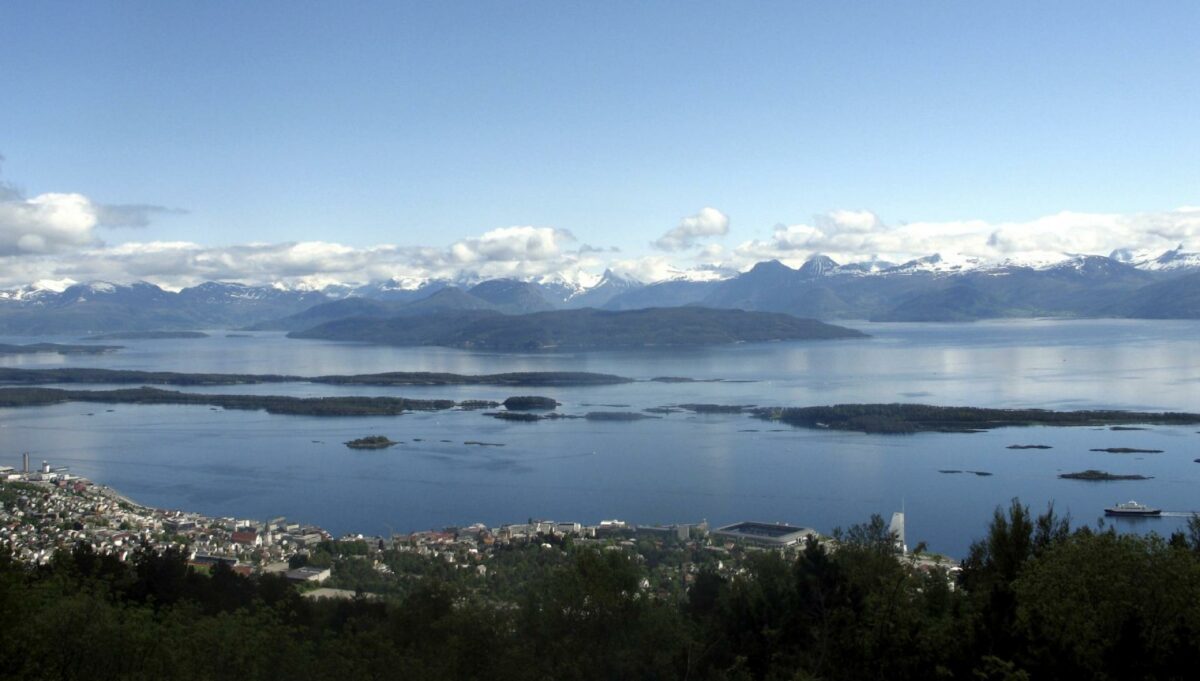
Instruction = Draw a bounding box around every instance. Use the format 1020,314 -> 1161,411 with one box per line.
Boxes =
0,226 -> 602,291
3,164 -> 1200,291
732,207 -> 1200,269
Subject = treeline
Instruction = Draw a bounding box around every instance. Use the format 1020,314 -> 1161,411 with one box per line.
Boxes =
756,403 -> 1200,433
0,387 -> 456,416
4,502 -> 1200,680
0,367 -> 632,387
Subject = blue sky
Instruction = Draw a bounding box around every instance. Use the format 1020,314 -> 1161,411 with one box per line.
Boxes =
1,1 -> 1199,287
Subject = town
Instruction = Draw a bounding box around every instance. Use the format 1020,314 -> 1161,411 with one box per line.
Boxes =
1,456 -> 951,601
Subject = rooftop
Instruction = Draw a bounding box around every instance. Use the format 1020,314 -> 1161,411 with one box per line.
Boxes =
711,522 -> 817,546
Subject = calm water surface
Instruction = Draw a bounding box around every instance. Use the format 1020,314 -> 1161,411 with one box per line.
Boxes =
2,319 -> 1198,556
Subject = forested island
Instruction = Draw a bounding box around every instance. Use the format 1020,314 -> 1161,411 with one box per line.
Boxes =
344,435 -> 400,449
7,388 -> 1190,436
0,342 -> 122,355
753,403 -> 1200,434
1058,469 -> 1150,481
0,387 -> 457,416
0,367 -> 633,387
503,396 -> 559,411
290,306 -> 867,351
81,331 -> 210,340
1090,447 -> 1164,454
584,411 -> 659,421
677,403 -> 752,414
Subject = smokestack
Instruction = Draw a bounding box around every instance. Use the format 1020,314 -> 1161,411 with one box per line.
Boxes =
22,452 -> 29,474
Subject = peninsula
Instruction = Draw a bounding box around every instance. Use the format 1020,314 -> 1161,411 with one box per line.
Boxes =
289,306 -> 867,351
0,342 -> 123,355
0,387 -> 456,416
0,367 -> 633,387
753,404 -> 1200,434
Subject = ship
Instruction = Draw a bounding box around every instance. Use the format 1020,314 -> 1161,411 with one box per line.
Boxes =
1104,500 -> 1162,517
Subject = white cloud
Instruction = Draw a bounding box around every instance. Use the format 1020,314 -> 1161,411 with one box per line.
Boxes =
0,192 -> 99,255
608,256 -> 678,282
4,205 -> 1200,291
0,167 -> 182,255
446,226 -> 571,264
3,158 -> 1200,290
653,207 -> 730,251
0,226 -> 606,290
731,207 -> 1200,269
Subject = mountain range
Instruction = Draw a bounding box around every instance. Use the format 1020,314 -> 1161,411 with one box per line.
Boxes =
1,246 -> 1199,335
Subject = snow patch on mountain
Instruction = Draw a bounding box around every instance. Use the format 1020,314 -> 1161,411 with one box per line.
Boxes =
1112,244 -> 1200,271
883,253 -> 989,275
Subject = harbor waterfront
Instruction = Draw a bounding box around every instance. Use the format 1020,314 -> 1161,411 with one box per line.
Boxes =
2,463 -> 957,600
3,319 -> 1200,558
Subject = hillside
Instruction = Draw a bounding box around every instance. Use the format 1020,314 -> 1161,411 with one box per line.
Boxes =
1102,270 -> 1200,318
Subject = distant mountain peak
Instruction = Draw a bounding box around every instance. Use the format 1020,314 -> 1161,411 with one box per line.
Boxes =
1110,243 -> 1200,272
886,253 -> 987,275
798,254 -> 840,277
1046,253 -> 1140,278
748,259 -> 794,275
598,268 -> 642,287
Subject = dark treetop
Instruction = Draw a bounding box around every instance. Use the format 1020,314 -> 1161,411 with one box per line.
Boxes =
4,498 -> 1200,679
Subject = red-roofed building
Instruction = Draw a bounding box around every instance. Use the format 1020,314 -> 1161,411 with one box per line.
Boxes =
231,529 -> 261,546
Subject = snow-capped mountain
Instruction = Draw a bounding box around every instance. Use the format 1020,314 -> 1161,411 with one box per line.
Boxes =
1111,244 -> 1200,272
881,253 -> 990,276
564,269 -> 643,309
2,244 -> 1199,334
0,282 -> 67,304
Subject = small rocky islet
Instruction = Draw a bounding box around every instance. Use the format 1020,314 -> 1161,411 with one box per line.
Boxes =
1058,469 -> 1150,481
343,435 -> 399,450
1090,447 -> 1164,454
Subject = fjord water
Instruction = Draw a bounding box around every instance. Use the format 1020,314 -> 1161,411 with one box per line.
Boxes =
2,319 -> 1198,557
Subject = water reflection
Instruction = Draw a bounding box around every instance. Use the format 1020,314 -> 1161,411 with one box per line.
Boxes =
2,318 -> 1199,557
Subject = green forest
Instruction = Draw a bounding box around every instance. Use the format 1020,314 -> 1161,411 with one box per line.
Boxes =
3,501 -> 1200,680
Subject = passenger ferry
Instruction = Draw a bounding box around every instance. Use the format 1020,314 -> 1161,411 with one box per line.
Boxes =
1104,500 -> 1162,517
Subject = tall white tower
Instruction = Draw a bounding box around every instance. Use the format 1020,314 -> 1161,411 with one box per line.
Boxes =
888,512 -> 907,554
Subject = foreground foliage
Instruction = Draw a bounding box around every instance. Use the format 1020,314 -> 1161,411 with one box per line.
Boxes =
2,502 -> 1200,680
